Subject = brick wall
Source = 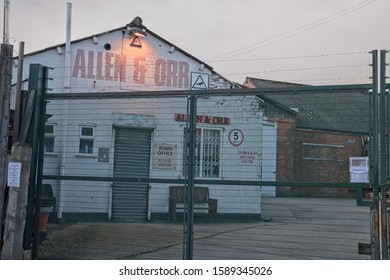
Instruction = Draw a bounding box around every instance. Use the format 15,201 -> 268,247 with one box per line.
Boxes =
273,118 -> 365,197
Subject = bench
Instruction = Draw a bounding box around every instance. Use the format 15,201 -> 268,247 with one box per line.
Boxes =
168,186 -> 218,222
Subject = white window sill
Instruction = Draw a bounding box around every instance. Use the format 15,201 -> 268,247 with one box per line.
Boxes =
44,152 -> 59,157
75,153 -> 97,158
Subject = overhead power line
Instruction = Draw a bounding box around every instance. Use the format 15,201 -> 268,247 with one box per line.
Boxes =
209,51 -> 368,63
209,0 -> 377,61
223,63 -> 368,76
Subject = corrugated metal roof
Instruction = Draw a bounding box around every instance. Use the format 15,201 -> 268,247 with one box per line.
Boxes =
244,77 -> 305,88
245,77 -> 370,134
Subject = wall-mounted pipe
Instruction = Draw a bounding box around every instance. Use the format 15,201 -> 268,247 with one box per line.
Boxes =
58,2 -> 72,219
64,2 -> 72,92
3,0 -> 10,44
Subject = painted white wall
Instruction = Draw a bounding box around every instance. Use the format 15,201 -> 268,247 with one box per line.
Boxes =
12,27 -> 264,218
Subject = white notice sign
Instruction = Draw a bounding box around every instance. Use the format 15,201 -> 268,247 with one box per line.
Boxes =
349,157 -> 369,183
191,72 -> 209,90
153,144 -> 177,169
7,162 -> 22,188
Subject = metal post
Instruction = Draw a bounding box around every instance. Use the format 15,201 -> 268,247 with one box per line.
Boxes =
371,50 -> 380,259
3,0 -> 10,44
184,93 -> 197,260
31,66 -> 48,259
380,49 -> 389,259
23,64 -> 47,255
387,51 -> 390,260
380,50 -> 387,187
182,96 -> 190,260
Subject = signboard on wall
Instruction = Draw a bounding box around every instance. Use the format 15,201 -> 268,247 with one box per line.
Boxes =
7,162 -> 22,188
191,72 -> 209,90
349,157 -> 369,183
228,129 -> 244,146
238,151 -> 258,165
153,144 -> 177,169
72,47 -> 192,90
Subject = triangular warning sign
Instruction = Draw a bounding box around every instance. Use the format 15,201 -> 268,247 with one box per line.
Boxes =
192,75 -> 207,89
131,36 -> 142,48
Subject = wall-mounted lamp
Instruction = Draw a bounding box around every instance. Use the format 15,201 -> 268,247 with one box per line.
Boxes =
92,36 -> 98,44
127,26 -> 147,37
199,64 -> 205,71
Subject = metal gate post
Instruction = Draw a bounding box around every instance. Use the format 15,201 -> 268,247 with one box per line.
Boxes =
370,50 -> 380,259
22,64 -> 49,258
31,66 -> 49,259
370,50 -> 380,260
184,93 -> 197,260
370,49 -> 390,259
380,49 -> 389,259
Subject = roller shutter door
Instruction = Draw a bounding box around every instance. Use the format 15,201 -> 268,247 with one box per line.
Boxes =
112,128 -> 151,222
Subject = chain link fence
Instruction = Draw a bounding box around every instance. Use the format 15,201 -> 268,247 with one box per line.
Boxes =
37,87 -> 373,259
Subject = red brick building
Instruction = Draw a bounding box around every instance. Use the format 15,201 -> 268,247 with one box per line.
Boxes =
244,77 -> 369,197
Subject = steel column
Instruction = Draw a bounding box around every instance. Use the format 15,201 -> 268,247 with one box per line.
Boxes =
31,66 -> 48,259
23,64 -> 49,258
371,50 -> 380,259
370,50 -> 390,259
380,50 -> 389,259
184,93 -> 197,260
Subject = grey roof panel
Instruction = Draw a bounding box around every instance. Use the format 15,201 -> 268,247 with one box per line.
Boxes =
246,77 -> 370,134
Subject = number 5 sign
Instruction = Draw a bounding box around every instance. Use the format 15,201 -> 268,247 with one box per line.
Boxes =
228,129 -> 244,146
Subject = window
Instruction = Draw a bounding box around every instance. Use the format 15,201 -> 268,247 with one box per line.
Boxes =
44,124 -> 55,153
79,126 -> 94,154
183,128 -> 221,178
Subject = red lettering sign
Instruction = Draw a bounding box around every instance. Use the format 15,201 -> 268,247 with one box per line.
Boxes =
154,59 -> 166,86
72,49 -> 86,78
174,113 -> 230,125
72,48 -> 190,89
134,56 -> 147,84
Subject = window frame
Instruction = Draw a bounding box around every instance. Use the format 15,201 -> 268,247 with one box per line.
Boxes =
78,125 -> 95,155
44,124 -> 56,154
183,127 -> 222,178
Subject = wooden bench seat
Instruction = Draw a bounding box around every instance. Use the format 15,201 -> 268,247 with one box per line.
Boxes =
168,186 -> 217,222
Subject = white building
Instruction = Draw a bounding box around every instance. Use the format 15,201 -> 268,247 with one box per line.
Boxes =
12,17 -> 267,222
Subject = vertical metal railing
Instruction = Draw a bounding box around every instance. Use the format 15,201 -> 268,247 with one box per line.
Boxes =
379,50 -> 389,259
22,64 -> 50,259
370,49 -> 389,259
370,50 -> 380,259
183,93 -> 197,260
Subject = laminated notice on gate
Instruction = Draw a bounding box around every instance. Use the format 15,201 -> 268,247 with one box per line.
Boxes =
349,157 -> 369,183
7,162 -> 22,188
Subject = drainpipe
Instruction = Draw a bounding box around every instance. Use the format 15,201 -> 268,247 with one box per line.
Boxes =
58,2 -> 72,219
3,0 -> 10,44
64,2 -> 72,92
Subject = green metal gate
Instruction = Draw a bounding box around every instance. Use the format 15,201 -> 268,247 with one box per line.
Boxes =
22,53 -> 390,259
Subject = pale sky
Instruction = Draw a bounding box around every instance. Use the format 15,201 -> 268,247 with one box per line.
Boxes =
2,0 -> 389,85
